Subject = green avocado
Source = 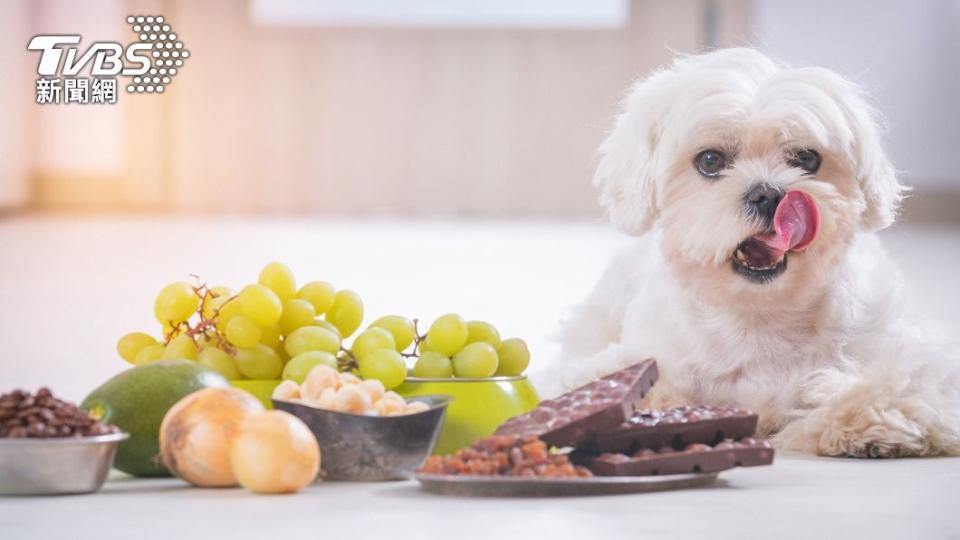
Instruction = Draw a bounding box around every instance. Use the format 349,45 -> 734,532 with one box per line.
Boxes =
81,360 -> 228,477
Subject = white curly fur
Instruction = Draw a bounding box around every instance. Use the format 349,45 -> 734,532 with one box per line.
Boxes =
549,48 -> 960,458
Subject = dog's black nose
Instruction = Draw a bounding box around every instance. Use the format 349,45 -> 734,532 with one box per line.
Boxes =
744,183 -> 783,222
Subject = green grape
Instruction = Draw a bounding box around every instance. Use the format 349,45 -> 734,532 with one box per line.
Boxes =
413,351 -> 453,378
225,315 -> 262,348
163,322 -> 188,339
325,289 -> 364,338
496,338 -> 531,376
154,282 -> 199,324
278,299 -> 316,335
210,285 -> 235,298
196,332 -> 221,350
370,315 -> 416,351
452,342 -> 499,378
197,346 -> 242,379
358,349 -> 406,390
418,339 -> 433,354
202,287 -> 235,319
134,344 -> 165,365
425,313 -> 468,356
282,351 -> 338,383
465,320 -> 501,348
238,284 -> 283,326
214,298 -> 242,332
258,261 -> 297,302
284,325 -> 340,357
259,323 -> 282,349
234,344 -> 283,380
297,281 -> 335,314
313,319 -> 342,338
162,334 -> 198,360
350,327 -> 396,360
117,332 -> 158,364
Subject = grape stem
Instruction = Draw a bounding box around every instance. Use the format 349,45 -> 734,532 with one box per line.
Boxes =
400,318 -> 427,358
338,347 -> 359,372
162,279 -> 237,355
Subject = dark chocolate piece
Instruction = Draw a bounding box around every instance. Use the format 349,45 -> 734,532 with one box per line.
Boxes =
589,437 -> 774,476
495,359 -> 658,448
594,405 -> 758,453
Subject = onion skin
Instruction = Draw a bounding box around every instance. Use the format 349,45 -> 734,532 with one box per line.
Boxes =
159,387 -> 264,487
230,410 -> 321,494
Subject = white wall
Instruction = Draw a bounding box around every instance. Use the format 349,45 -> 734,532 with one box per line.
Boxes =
754,0 -> 960,190
32,0 -> 126,177
0,2 -> 30,209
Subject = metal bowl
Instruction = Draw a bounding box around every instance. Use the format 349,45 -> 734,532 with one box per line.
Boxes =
273,395 -> 450,481
0,432 -> 129,496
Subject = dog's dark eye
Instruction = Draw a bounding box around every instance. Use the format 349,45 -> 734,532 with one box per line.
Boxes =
694,150 -> 727,178
788,149 -> 822,174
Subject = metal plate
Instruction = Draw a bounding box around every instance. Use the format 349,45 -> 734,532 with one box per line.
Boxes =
415,471 -> 719,497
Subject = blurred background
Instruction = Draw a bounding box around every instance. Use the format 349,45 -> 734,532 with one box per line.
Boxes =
2,0 -> 958,217
0,0 -> 957,398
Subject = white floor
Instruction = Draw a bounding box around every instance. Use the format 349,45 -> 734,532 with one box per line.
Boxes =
0,214 -> 957,401
0,214 -> 958,538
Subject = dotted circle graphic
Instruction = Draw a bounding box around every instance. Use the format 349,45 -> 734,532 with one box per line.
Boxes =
125,15 -> 189,94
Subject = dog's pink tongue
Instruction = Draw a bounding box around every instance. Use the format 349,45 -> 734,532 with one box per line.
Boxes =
758,191 -> 820,254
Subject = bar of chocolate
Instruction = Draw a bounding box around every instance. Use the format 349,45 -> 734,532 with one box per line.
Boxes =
589,437 -> 774,476
495,359 -> 659,448
594,405 -> 758,453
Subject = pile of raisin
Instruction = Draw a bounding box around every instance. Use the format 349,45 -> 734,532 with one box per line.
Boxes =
419,435 -> 592,478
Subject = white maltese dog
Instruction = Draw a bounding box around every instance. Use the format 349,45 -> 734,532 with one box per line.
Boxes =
553,48 -> 960,458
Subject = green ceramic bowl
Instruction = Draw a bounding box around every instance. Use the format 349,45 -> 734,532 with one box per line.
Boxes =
396,376 -> 540,455
230,380 -> 281,409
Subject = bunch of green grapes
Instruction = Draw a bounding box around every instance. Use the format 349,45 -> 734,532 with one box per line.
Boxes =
116,262 -> 364,382
346,313 -> 530,388
117,263 -> 531,391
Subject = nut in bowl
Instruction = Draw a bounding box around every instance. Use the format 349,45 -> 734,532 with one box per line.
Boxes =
271,365 -> 450,481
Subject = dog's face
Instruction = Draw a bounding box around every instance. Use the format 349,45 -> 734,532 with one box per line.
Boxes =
595,48 -> 905,304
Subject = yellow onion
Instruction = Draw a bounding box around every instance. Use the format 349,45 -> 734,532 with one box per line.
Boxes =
230,410 -> 320,494
159,387 -> 264,487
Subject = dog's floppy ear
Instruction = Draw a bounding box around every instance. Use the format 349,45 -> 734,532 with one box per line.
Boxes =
840,84 -> 908,232
594,70 -> 671,236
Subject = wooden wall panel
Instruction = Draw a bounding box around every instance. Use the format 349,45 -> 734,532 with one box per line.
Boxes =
15,1 -> 750,215
165,0 -> 751,217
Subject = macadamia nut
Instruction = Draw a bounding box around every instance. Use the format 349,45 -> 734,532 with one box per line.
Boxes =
334,384 -> 373,414
272,380 -> 301,401
302,365 -> 340,401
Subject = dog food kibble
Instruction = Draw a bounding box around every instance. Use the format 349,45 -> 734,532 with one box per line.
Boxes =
0,388 -> 118,438
418,435 -> 593,478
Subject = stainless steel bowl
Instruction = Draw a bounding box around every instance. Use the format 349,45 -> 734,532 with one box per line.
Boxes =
0,432 -> 128,496
274,395 -> 450,481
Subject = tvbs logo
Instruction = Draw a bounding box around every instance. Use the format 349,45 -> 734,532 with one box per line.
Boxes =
27,15 -> 189,105
28,36 -> 152,77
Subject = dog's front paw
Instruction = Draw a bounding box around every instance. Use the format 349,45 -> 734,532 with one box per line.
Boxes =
805,407 -> 930,459
774,395 -> 934,458
840,440 -> 902,459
